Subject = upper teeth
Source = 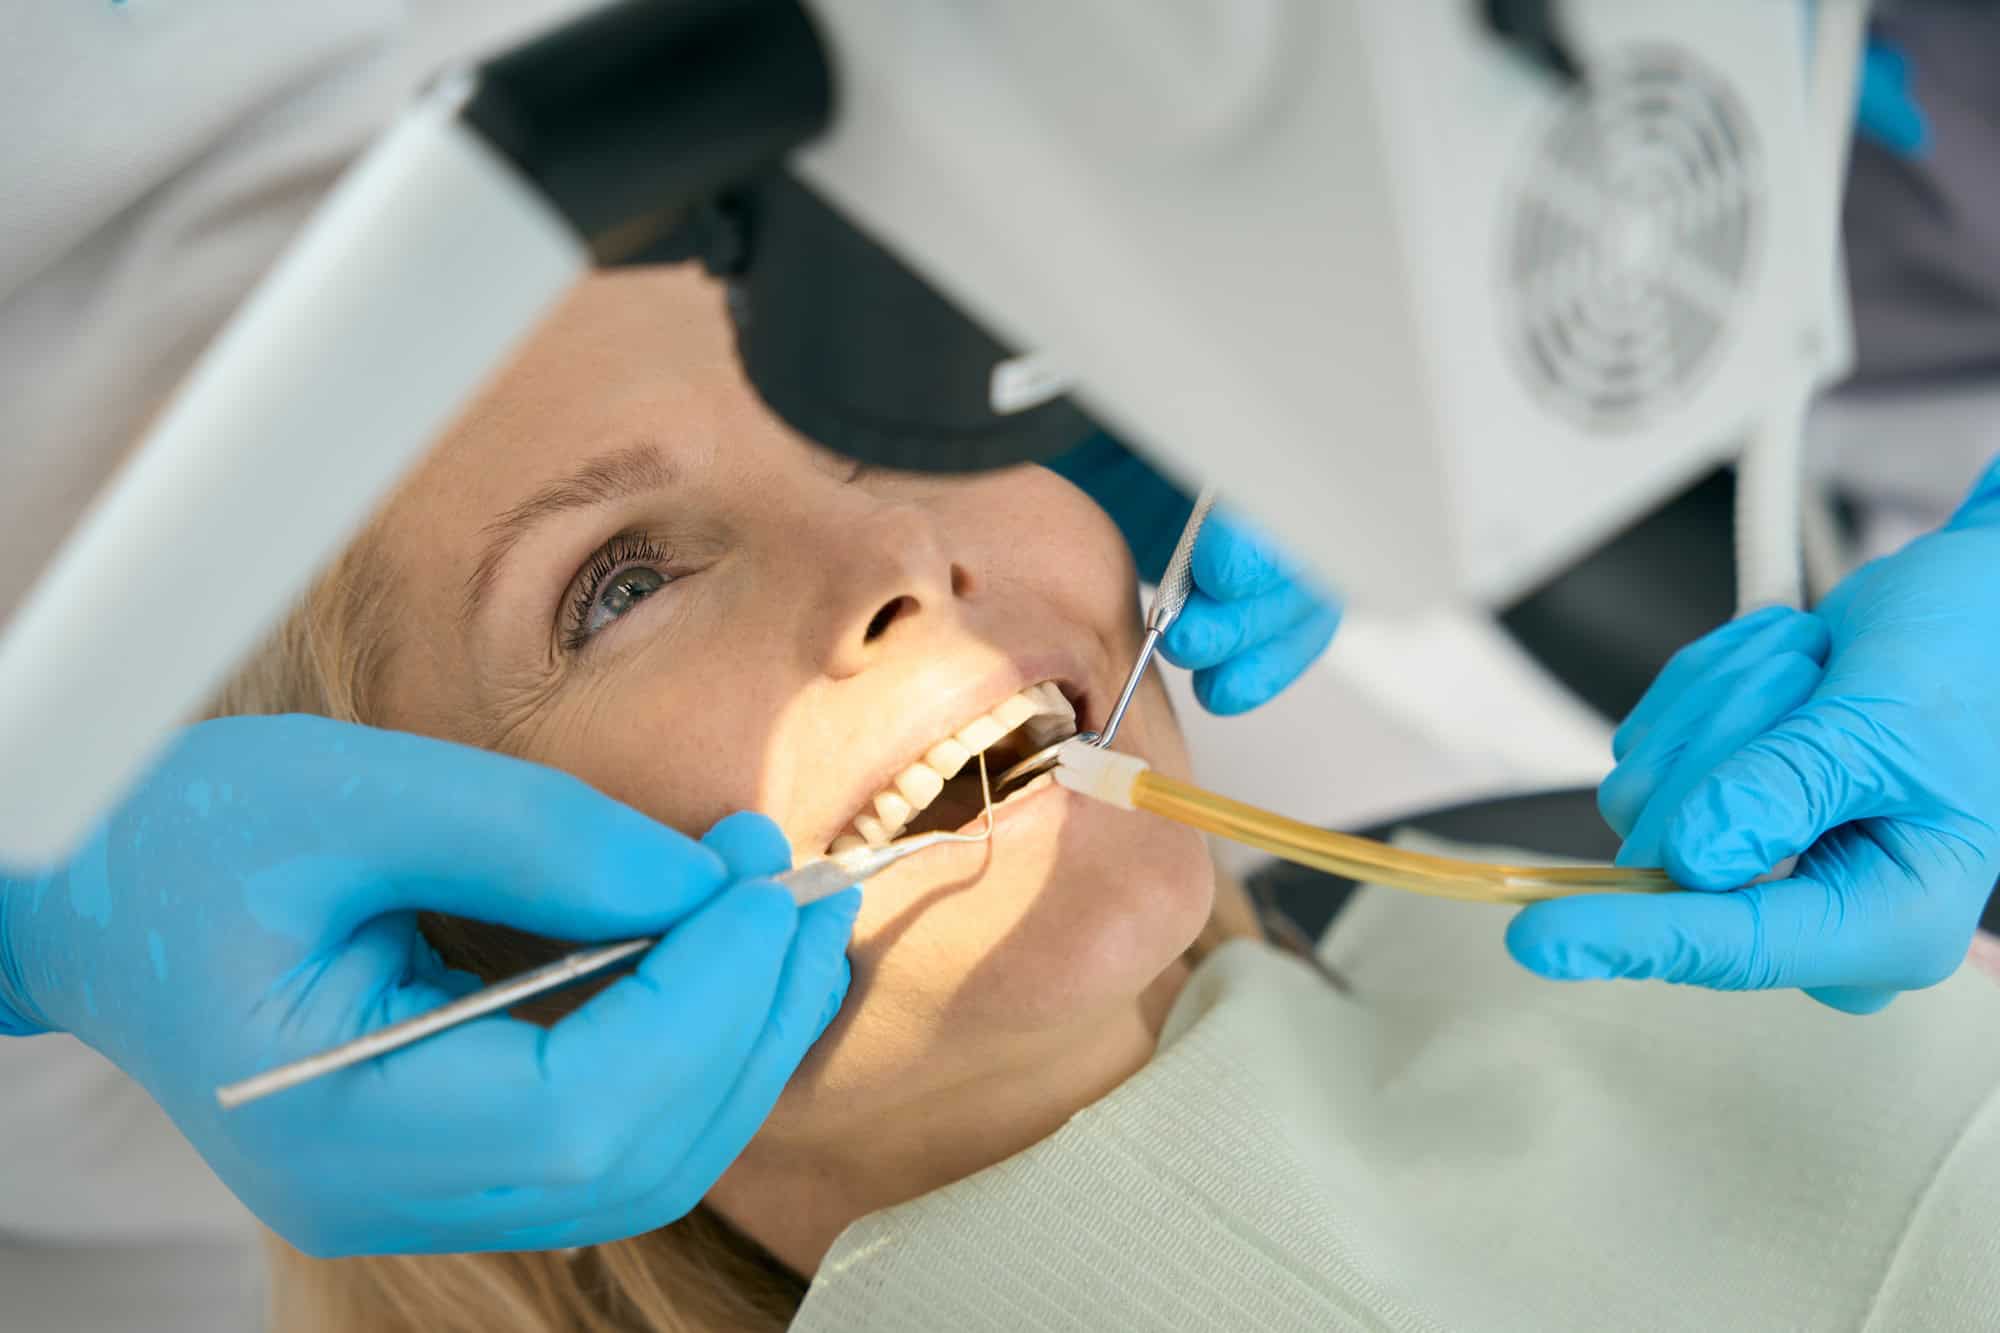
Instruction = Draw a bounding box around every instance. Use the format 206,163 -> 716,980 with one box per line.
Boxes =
831,682 -> 1075,851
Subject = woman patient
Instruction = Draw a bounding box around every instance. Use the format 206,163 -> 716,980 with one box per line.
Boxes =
225,268 -> 2000,1332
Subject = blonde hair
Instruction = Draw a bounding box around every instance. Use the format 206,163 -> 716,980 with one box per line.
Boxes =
224,519 -> 1260,1333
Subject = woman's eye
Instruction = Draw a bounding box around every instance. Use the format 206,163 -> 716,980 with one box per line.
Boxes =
582,565 -> 669,637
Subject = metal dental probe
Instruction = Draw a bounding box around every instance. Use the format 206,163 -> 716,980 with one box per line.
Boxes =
216,756 -> 996,1111
994,486 -> 1218,794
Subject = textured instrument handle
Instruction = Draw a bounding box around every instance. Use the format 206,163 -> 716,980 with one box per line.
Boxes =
1148,486 -> 1218,632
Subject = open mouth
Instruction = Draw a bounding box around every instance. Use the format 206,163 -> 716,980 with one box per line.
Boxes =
827,681 -> 1082,853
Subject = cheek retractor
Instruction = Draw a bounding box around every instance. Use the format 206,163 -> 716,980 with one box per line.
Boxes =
214,756 -> 996,1111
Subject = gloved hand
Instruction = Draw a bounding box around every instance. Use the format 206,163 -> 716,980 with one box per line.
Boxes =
1509,457 -> 2000,1013
1048,433 -> 1340,715
0,714 -> 858,1256
1156,510 -> 1342,715
1857,31 -> 1930,159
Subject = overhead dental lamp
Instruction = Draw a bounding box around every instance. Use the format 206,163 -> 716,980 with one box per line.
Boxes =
0,0 -> 1868,864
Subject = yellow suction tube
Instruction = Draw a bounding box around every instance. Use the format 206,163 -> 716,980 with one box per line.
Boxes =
1053,741 -> 1674,906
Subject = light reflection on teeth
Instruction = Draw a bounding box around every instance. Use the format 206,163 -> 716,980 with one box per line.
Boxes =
896,764 -> 945,808
874,790 -> 914,828
954,715 -> 1007,754
832,681 -> 1077,850
924,739 -> 971,777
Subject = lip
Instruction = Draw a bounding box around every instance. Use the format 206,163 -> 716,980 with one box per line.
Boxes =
811,650 -> 1102,855
862,773 -> 1077,891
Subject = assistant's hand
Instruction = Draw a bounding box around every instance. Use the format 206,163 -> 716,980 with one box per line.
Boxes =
0,715 -> 858,1256
1509,459 -> 2000,1013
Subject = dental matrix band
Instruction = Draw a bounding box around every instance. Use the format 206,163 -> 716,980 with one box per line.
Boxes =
216,756 -> 998,1111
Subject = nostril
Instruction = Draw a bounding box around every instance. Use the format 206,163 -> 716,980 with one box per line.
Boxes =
950,563 -> 972,598
865,595 -> 917,643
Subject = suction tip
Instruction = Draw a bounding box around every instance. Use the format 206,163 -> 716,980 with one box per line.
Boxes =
1052,738 -> 1148,809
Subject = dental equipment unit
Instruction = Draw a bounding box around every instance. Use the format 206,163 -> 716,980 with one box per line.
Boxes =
216,754 -> 997,1110
1053,740 -> 1673,905
0,1 -> 1870,865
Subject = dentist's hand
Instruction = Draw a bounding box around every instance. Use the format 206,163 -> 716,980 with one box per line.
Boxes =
0,714 -> 858,1256
1509,459 -> 2000,1013
1156,510 -> 1341,715
1049,433 -> 1340,715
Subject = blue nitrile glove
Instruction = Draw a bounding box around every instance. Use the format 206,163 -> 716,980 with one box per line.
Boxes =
1509,457 -> 2000,1014
1049,433 -> 1340,715
1857,31 -> 1929,159
0,714 -> 858,1256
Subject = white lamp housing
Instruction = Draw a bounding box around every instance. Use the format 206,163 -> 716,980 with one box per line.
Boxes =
800,0 -> 1855,609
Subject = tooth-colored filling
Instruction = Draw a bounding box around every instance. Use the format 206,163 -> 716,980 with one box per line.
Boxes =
829,681 -> 1076,851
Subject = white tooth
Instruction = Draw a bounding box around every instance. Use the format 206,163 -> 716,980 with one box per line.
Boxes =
925,738 -> 972,777
992,691 -> 1037,731
956,715 -> 1007,753
853,813 -> 891,847
1025,714 -> 1073,747
874,790 -> 914,829
829,834 -> 867,854
1023,686 -> 1076,745
895,763 -> 946,810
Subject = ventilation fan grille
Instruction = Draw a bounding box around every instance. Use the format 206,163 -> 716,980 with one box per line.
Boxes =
1505,49 -> 1761,431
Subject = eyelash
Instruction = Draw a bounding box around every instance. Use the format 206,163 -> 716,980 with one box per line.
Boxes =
564,532 -> 675,652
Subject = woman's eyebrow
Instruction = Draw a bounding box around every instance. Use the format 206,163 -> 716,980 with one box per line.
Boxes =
459,441 -> 676,628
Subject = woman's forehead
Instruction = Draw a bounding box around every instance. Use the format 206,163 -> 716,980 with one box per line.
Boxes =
392,270 -> 738,528
462,268 -> 731,449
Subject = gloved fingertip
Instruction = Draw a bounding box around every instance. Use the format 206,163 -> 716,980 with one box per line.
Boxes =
700,811 -> 793,879
1611,834 -> 1662,871
1159,598 -> 1235,670
1300,605 -> 1341,661
1505,912 -> 1621,982
1596,763 -> 1648,840
1191,664 -> 1262,717
712,877 -> 802,948
1804,984 -> 1897,1015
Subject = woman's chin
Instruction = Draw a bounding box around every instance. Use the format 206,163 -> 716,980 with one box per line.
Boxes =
843,787 -> 1215,1035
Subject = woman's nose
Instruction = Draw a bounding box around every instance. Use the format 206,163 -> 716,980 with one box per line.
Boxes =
821,502 -> 973,677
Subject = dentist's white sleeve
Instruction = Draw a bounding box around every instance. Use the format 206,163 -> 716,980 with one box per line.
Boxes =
0,0 -> 588,1305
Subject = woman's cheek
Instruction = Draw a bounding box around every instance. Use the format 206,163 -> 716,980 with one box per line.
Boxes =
530,687 -> 777,840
